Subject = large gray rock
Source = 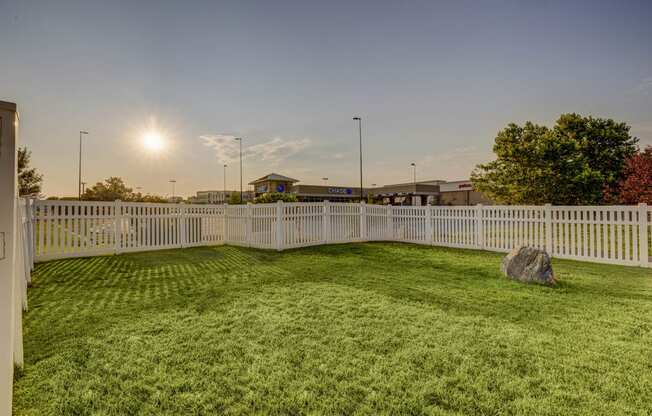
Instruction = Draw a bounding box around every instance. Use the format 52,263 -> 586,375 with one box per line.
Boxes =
501,246 -> 556,286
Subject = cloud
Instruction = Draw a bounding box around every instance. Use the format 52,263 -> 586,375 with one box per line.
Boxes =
200,135 -> 312,165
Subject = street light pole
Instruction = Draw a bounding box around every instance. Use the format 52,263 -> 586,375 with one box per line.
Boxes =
223,164 -> 227,193
78,130 -> 88,200
353,117 -> 363,202
169,179 -> 176,200
235,138 -> 243,202
411,163 -> 416,185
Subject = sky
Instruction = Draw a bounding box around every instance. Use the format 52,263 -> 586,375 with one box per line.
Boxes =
1,0 -> 651,197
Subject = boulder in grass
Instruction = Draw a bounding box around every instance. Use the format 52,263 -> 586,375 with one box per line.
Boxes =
501,246 -> 556,286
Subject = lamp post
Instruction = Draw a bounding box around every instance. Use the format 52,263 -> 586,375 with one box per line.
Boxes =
234,138 -> 243,202
78,130 -> 89,200
223,163 -> 227,191
410,163 -> 417,205
81,182 -> 86,197
352,117 -> 363,202
169,179 -> 176,201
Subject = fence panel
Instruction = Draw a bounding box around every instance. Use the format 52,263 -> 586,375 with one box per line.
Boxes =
250,204 -> 276,249
432,206 -> 478,249
30,200 -> 651,268
392,206 -> 428,244
366,204 -> 389,241
482,206 -> 545,252
329,203 -> 361,243
282,203 -> 323,249
225,205 -> 248,246
550,206 -> 641,266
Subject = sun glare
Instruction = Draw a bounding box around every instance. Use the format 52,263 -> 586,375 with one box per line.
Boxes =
143,130 -> 165,152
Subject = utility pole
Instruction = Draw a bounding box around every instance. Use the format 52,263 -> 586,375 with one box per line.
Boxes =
353,117 -> 363,202
235,138 -> 243,202
78,130 -> 88,200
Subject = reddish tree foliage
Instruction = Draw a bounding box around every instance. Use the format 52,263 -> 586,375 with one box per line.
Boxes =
614,146 -> 652,204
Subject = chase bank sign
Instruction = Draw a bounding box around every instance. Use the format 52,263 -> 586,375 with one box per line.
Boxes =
328,187 -> 353,195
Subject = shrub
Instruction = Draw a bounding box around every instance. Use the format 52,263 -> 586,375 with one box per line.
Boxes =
253,192 -> 298,204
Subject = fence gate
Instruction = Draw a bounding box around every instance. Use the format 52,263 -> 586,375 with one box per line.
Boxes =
0,100 -> 29,415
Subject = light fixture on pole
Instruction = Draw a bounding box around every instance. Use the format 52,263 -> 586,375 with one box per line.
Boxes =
78,130 -> 89,200
352,117 -> 363,202
322,177 -> 328,185
234,138 -> 243,202
223,164 -> 227,192
81,182 -> 87,197
411,163 -> 416,185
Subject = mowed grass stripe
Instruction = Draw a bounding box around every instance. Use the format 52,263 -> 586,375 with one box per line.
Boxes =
13,243 -> 652,415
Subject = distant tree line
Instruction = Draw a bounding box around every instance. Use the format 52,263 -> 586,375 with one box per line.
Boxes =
471,113 -> 652,204
46,177 -> 169,202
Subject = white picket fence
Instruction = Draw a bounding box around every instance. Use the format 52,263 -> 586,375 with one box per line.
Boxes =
26,199 -> 651,267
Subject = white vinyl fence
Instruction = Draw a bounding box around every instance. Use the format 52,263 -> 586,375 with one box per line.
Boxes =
28,199 -> 652,267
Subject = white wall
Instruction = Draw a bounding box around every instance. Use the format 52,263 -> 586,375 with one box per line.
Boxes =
0,101 -> 19,416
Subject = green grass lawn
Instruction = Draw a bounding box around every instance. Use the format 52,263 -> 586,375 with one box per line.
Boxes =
13,243 -> 652,415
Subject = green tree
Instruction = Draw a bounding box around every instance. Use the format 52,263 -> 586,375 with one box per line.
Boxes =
471,114 -> 637,205
253,192 -> 298,204
82,177 -> 135,201
228,193 -> 243,204
554,113 -> 638,197
17,147 -> 43,196
136,193 -> 168,203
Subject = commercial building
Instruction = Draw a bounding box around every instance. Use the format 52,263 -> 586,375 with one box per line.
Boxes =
249,173 -> 365,202
247,173 -> 490,205
192,173 -> 489,206
192,190 -> 254,204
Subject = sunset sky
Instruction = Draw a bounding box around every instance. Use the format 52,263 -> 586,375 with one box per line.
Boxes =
1,0 -> 651,197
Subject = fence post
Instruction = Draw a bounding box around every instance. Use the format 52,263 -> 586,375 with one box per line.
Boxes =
222,203 -> 228,245
475,204 -> 484,249
386,204 -> 393,240
275,200 -> 284,251
639,203 -> 649,267
545,203 -> 553,255
179,203 -> 186,248
246,202 -> 252,248
114,200 -> 122,254
360,201 -> 367,241
323,200 -> 330,244
27,198 -> 34,269
425,205 -> 433,245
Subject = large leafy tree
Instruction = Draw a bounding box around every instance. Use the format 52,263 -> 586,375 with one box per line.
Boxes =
611,147 -> 652,204
471,114 -> 637,205
82,177 -> 134,201
82,177 -> 168,202
17,147 -> 44,196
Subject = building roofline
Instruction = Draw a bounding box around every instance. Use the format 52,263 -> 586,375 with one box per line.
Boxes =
0,100 -> 17,112
249,172 -> 300,185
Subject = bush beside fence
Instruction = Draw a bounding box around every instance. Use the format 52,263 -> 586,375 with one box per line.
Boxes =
28,199 -> 651,268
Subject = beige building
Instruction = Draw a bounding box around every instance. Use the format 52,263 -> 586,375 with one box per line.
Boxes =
244,173 -> 491,205
193,190 -> 254,204
438,180 -> 492,205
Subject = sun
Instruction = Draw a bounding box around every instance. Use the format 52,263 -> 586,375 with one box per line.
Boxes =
142,130 -> 165,152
